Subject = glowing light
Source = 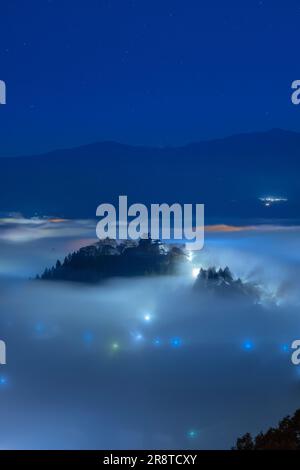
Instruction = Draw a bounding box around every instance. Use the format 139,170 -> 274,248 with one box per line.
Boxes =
0,375 -> 7,387
144,314 -> 151,322
153,337 -> 162,346
187,429 -> 198,439
130,330 -> 144,342
192,267 -> 200,278
243,340 -> 253,351
281,344 -> 289,353
111,342 -> 120,351
171,337 -> 182,348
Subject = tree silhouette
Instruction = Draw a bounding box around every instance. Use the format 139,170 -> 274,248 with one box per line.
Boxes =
234,409 -> 300,450
38,237 -> 185,283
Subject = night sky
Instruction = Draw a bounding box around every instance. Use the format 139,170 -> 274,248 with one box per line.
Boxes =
0,0 -> 300,156
1,2 -> 300,451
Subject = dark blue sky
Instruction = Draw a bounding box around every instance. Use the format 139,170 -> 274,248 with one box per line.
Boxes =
0,0 -> 300,156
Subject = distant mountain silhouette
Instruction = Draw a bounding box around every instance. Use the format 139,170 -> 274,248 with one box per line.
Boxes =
1,129 -> 299,220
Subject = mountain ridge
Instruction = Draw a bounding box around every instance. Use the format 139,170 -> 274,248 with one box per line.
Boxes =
0,128 -> 299,219
1,127 -> 299,160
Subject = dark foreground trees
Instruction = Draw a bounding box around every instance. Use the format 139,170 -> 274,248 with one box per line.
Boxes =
234,409 -> 300,450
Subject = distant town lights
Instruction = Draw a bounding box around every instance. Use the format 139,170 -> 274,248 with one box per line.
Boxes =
259,196 -> 288,207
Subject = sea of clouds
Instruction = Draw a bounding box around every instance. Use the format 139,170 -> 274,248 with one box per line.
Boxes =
0,217 -> 299,449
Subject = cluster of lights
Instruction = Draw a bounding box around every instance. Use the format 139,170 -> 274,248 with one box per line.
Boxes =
242,342 -> 291,353
108,338 -> 293,354
110,334 -> 184,351
31,299 -> 294,377
31,317 -> 293,360
259,196 -> 288,207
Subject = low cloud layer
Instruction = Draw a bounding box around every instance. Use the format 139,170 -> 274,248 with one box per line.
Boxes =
0,218 -> 299,449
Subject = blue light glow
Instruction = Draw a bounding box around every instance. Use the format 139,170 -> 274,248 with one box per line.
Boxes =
131,331 -> 144,342
187,429 -> 198,439
136,333 -> 143,341
243,340 -> 253,351
0,375 -> 8,387
171,337 -> 182,348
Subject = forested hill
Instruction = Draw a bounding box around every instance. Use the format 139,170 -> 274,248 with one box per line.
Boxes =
38,238 -> 186,283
